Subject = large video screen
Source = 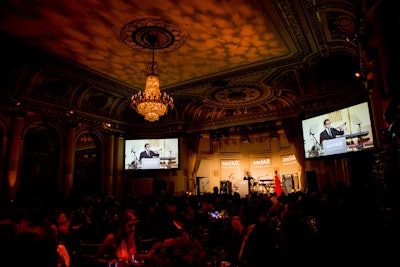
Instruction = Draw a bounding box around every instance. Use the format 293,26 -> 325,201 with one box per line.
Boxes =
124,138 -> 179,170
302,102 -> 375,159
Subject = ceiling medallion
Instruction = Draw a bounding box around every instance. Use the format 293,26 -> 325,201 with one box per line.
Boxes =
208,82 -> 273,107
120,18 -> 186,53
212,87 -> 261,105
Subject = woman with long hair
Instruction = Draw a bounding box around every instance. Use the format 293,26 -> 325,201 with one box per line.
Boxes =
96,209 -> 139,265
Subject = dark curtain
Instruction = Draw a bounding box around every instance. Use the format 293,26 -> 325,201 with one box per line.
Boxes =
187,132 -> 201,193
281,117 -> 306,179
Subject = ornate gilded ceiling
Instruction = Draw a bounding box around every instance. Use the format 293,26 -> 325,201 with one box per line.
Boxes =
0,0 -> 368,137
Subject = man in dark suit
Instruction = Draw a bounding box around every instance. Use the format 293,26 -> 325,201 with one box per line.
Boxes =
139,143 -> 159,160
243,172 -> 254,193
319,119 -> 344,144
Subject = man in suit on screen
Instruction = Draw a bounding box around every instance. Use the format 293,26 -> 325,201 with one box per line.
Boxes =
319,119 -> 344,144
139,143 -> 159,160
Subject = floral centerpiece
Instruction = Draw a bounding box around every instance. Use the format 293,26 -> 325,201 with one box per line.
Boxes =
145,237 -> 208,267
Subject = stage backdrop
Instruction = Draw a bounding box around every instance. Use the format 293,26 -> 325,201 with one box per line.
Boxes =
220,159 -> 241,190
249,157 -> 272,181
280,154 -> 298,175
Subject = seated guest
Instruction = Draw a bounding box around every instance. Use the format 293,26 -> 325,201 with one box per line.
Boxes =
239,200 -> 280,266
268,193 -> 284,217
50,223 -> 70,267
96,209 -> 139,265
161,203 -> 191,240
12,223 -> 59,267
51,210 -> 80,267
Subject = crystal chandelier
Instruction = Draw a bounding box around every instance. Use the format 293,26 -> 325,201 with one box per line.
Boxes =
130,34 -> 174,122
121,18 -> 185,122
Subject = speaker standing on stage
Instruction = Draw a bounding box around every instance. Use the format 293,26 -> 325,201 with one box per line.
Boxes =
243,172 -> 253,192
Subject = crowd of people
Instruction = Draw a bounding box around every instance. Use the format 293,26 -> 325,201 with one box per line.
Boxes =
0,182 -> 398,266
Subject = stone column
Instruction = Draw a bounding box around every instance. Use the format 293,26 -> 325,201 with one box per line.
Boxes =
113,135 -> 124,194
62,126 -> 75,198
7,116 -> 24,200
104,134 -> 114,194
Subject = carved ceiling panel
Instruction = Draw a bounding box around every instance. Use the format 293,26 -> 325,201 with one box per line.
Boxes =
0,0 -> 368,137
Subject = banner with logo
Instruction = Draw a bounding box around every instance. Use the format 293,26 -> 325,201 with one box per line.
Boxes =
250,158 -> 272,180
220,159 -> 241,189
280,154 -> 297,174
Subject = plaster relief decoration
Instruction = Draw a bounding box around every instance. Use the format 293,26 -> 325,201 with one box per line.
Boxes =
220,159 -> 241,191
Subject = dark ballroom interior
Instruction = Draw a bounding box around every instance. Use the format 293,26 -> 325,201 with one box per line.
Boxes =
0,0 -> 399,266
